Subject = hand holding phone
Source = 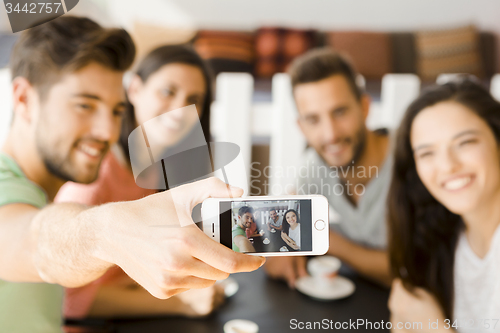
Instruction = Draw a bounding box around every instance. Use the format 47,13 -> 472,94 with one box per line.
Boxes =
202,195 -> 329,257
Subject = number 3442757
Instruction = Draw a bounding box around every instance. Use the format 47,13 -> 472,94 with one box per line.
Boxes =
5,2 -> 63,14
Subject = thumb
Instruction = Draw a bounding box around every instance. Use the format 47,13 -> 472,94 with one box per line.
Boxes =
170,177 -> 243,211
295,256 -> 308,278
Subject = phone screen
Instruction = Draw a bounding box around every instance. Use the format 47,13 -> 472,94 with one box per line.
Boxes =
220,199 -> 312,254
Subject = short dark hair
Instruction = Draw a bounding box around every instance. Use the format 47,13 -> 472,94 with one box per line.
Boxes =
288,47 -> 363,101
270,208 -> 277,213
10,16 -> 135,98
238,206 -> 254,217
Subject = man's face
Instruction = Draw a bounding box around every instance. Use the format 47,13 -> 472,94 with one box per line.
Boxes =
270,210 -> 278,222
33,63 -> 126,183
294,75 -> 370,168
238,212 -> 254,230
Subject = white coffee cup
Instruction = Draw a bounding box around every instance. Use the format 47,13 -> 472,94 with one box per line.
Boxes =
224,319 -> 259,333
307,256 -> 341,287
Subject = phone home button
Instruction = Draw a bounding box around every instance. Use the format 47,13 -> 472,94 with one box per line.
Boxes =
314,219 -> 326,231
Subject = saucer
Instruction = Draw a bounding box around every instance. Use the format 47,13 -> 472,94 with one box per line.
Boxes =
295,276 -> 355,301
216,276 -> 239,298
270,228 -> 276,233
263,238 -> 270,245
224,319 -> 259,333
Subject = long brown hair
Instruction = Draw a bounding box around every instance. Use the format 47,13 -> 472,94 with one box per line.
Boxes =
388,78 -> 500,319
119,44 -> 213,162
282,209 -> 299,235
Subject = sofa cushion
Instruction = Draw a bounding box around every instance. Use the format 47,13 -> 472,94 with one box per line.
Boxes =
254,27 -> 317,78
415,25 -> 483,80
325,31 -> 393,79
194,30 -> 255,75
478,31 -> 497,78
391,32 -> 417,74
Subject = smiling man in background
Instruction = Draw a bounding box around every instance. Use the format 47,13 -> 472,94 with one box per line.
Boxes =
265,48 -> 392,288
267,208 -> 283,231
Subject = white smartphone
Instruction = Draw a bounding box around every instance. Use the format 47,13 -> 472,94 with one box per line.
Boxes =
201,195 -> 329,257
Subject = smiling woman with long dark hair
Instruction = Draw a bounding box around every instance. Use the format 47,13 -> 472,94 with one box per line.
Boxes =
387,78 -> 500,332
282,209 -> 301,250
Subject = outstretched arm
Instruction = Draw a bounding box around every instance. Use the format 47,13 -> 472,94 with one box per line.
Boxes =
328,231 -> 391,287
0,178 -> 265,299
234,235 -> 256,253
0,202 -> 106,284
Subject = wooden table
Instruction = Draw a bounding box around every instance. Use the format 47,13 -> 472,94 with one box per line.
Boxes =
69,265 -> 390,333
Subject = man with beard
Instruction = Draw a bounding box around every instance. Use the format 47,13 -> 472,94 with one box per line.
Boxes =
265,48 -> 392,287
0,16 -> 264,333
233,206 -> 257,253
267,208 -> 283,231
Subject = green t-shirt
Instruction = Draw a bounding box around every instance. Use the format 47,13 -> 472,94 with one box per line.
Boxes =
232,224 -> 246,253
0,153 -> 64,333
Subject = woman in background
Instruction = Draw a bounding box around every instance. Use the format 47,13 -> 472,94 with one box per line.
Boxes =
388,79 -> 500,332
55,44 -> 222,322
282,209 -> 301,250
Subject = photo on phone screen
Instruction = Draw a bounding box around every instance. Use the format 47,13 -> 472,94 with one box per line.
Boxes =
219,200 -> 313,254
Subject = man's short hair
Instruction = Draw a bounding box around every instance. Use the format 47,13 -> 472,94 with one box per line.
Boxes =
288,47 -> 363,101
270,208 -> 277,213
238,206 -> 254,217
10,16 -> 136,99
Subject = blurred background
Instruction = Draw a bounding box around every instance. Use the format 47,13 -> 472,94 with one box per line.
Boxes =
1,0 -> 499,194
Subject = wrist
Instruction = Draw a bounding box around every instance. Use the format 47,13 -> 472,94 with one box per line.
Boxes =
327,232 -> 350,259
79,204 -> 116,271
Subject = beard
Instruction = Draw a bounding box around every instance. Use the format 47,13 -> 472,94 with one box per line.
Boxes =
345,125 -> 367,169
320,121 -> 368,169
35,125 -> 107,184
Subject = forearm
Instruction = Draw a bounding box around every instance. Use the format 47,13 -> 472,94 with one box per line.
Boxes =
31,202 -> 112,287
236,238 -> 256,253
90,282 -> 221,318
0,206 -> 41,282
328,232 -> 391,287
282,234 -> 295,247
89,284 -> 184,317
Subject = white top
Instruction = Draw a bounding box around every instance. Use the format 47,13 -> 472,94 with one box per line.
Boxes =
288,223 -> 301,249
453,225 -> 500,332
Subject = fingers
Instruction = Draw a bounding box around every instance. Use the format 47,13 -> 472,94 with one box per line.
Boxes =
284,264 -> 298,289
166,275 -> 217,290
163,288 -> 191,299
286,257 -> 307,288
180,257 -> 230,281
136,270 -> 216,300
213,284 -> 226,309
191,234 -> 265,274
295,256 -> 309,278
171,177 -> 244,211
392,278 -> 402,289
